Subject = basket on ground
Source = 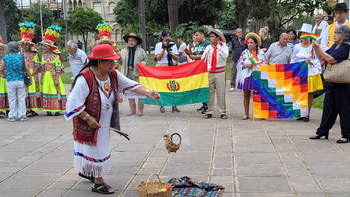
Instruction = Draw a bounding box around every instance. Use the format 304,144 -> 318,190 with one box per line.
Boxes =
163,133 -> 181,153
137,174 -> 172,197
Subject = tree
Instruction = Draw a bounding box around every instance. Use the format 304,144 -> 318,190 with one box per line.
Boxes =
217,1 -> 238,30
234,0 -> 250,35
248,0 -> 327,41
168,0 -> 179,33
1,0 -> 21,43
69,7 -> 103,51
24,2 -> 54,42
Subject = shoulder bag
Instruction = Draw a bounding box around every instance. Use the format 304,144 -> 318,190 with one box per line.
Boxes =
22,55 -> 31,87
323,48 -> 350,84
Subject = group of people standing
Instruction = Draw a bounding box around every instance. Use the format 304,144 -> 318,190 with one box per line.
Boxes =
0,22 -> 66,121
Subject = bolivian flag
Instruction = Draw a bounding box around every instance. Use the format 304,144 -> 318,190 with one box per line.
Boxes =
137,60 -> 209,106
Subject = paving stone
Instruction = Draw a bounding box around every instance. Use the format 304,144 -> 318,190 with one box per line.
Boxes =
234,153 -> 279,164
237,177 -> 292,192
36,189 -> 67,197
236,193 -> 295,197
0,174 -> 58,190
236,164 -> 285,176
0,189 -> 39,197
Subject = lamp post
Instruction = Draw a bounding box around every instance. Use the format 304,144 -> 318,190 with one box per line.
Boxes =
60,9 -> 72,47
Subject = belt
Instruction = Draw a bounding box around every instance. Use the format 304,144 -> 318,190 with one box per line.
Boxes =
209,67 -> 225,73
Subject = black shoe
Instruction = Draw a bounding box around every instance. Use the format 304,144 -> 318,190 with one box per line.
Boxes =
309,134 -> 328,140
197,106 -> 205,112
54,112 -> 60,116
160,106 -> 165,113
26,110 -> 33,117
78,172 -> 94,183
0,112 -> 5,118
297,117 -> 304,121
201,107 -> 207,114
336,138 -> 349,143
30,110 -> 38,116
172,106 -> 180,113
47,112 -> 53,116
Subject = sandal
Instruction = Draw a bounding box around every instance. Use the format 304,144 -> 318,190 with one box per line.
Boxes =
303,116 -> 309,122
47,112 -> 52,116
221,114 -> 227,119
92,182 -> 115,194
203,114 -> 212,119
242,115 -> 249,120
78,172 -> 94,183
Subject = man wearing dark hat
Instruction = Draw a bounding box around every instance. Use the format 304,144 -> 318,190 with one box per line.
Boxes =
320,2 -> 350,51
117,33 -> 148,116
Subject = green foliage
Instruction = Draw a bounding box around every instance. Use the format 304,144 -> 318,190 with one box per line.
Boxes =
217,1 -> 238,30
4,0 -> 22,42
172,21 -> 207,43
10,32 -> 21,42
113,0 -> 138,28
247,0 -> 327,40
288,15 -> 315,31
68,7 -> 103,51
322,1 -> 335,16
60,71 -> 73,84
24,3 -> 54,41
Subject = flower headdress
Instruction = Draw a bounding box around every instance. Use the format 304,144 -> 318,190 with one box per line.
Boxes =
97,22 -> 112,41
41,24 -> 62,47
0,36 -> 4,44
19,22 -> 35,43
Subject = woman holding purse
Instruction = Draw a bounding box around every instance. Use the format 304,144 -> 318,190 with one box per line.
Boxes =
309,25 -> 350,143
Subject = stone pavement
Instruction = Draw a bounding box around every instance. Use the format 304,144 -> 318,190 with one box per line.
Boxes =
1,83 -> 350,197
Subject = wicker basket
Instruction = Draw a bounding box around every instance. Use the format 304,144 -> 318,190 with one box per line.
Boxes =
137,174 -> 172,197
163,133 -> 181,153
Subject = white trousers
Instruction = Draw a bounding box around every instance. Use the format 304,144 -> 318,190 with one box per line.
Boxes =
207,72 -> 226,114
7,81 -> 27,118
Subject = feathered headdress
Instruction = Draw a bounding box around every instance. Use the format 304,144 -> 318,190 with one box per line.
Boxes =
19,22 -> 35,43
0,36 -> 8,53
41,24 -> 62,47
97,22 -> 112,41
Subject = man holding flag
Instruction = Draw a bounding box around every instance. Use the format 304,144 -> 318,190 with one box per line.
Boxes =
201,29 -> 229,119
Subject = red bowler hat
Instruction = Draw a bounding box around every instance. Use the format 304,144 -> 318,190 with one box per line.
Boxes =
88,44 -> 120,60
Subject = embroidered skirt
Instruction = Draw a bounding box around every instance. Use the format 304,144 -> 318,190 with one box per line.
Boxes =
308,74 -> 324,93
0,77 -> 9,111
42,71 -> 67,112
26,69 -> 42,110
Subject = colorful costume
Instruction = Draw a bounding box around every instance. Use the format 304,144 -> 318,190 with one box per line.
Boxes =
41,25 -> 66,113
291,44 -> 323,92
96,22 -> 119,68
0,36 -> 8,113
236,49 -> 266,90
18,22 -> 43,111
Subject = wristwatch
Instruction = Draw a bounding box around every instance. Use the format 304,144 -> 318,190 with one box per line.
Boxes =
145,89 -> 150,96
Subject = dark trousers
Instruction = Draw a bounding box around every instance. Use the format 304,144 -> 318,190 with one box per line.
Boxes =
316,83 -> 350,139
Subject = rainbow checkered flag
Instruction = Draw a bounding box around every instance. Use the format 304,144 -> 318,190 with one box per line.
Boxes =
252,62 -> 309,119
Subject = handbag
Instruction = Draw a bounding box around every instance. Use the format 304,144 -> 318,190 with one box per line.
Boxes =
22,55 -> 31,87
323,51 -> 350,84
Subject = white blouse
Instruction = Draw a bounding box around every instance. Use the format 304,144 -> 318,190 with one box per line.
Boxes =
291,44 -> 322,76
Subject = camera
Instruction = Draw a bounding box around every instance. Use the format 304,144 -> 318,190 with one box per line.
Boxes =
162,39 -> 176,52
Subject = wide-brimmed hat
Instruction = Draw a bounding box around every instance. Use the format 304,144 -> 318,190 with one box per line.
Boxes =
335,3 -> 348,11
245,32 -> 261,47
299,23 -> 313,34
88,44 -> 121,60
123,33 -> 142,45
0,36 -> 8,53
209,28 -> 226,43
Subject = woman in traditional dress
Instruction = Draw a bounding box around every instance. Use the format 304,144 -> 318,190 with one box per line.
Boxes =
237,33 -> 266,120
0,36 -> 9,118
40,25 -> 66,116
19,22 -> 42,117
291,30 -> 323,122
64,44 -> 160,194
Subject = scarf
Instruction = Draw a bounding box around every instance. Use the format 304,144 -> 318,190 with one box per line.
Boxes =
210,43 -> 223,71
128,46 -> 137,68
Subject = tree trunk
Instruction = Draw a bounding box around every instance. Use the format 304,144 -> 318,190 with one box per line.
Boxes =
255,19 -> 268,35
238,15 -> 247,35
138,0 -> 147,49
167,0 -> 178,33
0,1 -> 7,43
234,0 -> 249,35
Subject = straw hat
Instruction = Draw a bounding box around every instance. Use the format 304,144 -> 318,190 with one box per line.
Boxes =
123,33 -> 142,45
209,28 -> 226,43
87,44 -> 121,60
0,36 -> 8,53
245,32 -> 261,47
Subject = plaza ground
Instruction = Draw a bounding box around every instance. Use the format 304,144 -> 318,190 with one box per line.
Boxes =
0,83 -> 348,197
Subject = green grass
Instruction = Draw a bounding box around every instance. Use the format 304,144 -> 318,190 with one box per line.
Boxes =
61,72 -> 73,84
63,61 -> 70,68
312,94 -> 324,109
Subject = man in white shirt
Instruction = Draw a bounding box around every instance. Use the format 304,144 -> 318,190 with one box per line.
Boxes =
312,13 -> 329,38
320,3 -> 350,51
155,33 -> 178,67
67,40 -> 88,78
201,29 -> 229,119
177,35 -> 187,65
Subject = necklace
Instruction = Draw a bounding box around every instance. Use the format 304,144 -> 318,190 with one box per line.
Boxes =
96,77 -> 112,112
